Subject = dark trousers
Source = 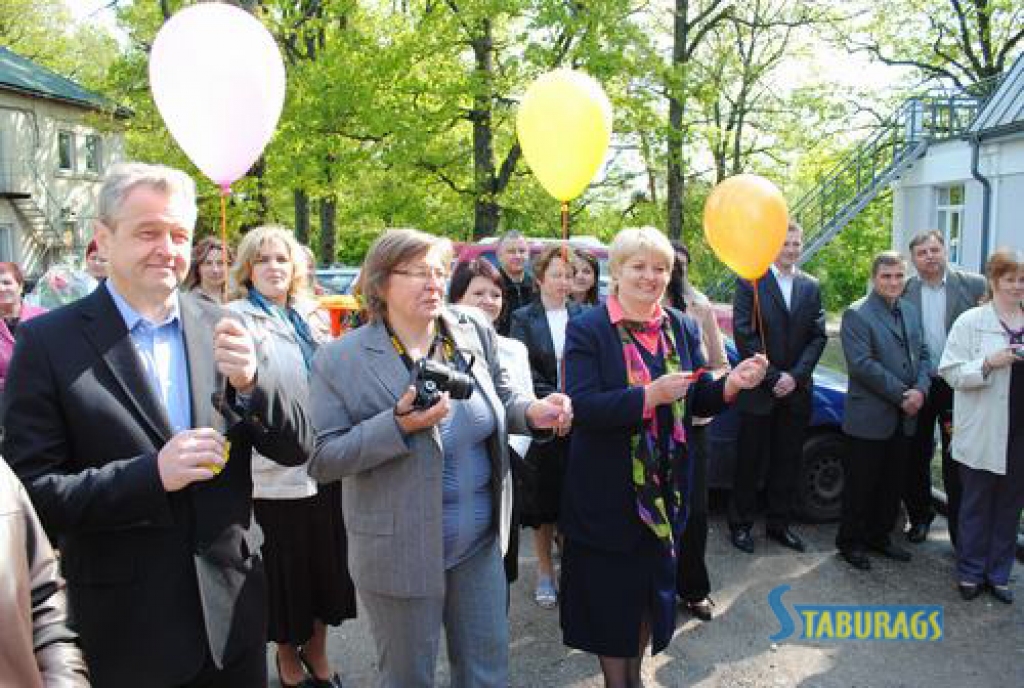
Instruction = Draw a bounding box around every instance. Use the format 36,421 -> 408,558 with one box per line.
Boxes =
728,398 -> 810,531
677,425 -> 710,602
956,433 -> 1024,586
837,432 -> 910,552
177,642 -> 267,688
902,376 -> 955,529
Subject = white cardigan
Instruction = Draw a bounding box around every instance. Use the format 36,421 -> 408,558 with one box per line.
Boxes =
938,304 -> 1015,474
496,334 -> 534,458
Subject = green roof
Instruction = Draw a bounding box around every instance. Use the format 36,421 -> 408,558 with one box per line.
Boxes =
0,47 -> 129,117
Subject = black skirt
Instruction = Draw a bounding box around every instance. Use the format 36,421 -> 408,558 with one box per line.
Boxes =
253,482 -> 357,644
519,435 -> 569,528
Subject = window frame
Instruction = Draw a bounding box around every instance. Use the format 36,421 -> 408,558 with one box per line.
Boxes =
57,130 -> 75,172
84,133 -> 102,175
935,184 -> 965,266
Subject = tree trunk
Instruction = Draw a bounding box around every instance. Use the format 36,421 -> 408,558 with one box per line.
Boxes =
251,155 -> 269,224
665,0 -> 689,241
470,19 -> 499,239
294,189 -> 310,244
319,196 -> 336,264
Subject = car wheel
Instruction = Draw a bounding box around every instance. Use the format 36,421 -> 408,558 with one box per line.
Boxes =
796,432 -> 847,523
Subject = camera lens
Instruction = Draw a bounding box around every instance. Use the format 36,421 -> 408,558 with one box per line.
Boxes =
445,370 -> 474,400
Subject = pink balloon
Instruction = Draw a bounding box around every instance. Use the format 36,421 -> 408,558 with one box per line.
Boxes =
149,3 -> 285,188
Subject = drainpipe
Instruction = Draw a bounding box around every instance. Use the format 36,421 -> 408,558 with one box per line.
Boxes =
969,134 -> 992,268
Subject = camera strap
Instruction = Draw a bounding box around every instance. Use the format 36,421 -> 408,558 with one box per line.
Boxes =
384,318 -> 455,371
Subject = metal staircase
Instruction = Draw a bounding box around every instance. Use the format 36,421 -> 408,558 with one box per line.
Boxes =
0,158 -> 65,252
704,88 -> 994,300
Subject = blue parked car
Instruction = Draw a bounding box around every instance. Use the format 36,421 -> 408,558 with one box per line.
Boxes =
705,338 -> 849,522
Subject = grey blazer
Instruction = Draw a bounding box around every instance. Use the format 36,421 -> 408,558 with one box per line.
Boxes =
841,291 -> 932,440
308,307 -> 533,597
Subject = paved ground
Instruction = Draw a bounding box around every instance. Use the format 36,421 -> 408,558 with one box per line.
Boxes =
272,510 -> 1024,687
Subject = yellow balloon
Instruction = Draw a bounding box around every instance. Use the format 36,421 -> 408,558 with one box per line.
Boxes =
703,174 -> 789,280
517,69 -> 613,202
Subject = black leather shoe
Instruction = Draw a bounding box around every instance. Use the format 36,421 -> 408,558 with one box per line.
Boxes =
840,549 -> 872,570
730,527 -> 755,554
766,526 -> 806,552
684,597 -> 715,621
906,522 -> 930,544
988,584 -> 1014,605
958,582 -> 983,600
867,541 -> 912,562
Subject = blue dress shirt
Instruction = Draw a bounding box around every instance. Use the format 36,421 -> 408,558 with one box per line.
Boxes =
106,281 -> 192,434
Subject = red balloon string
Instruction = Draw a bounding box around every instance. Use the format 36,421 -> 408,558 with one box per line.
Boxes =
559,200 -> 570,393
219,185 -> 230,280
219,185 -> 231,402
752,277 -> 767,357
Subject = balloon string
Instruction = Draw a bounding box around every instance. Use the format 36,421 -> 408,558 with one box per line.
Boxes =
219,188 -> 229,278
752,277 -> 767,357
560,200 -> 570,393
219,185 -> 230,402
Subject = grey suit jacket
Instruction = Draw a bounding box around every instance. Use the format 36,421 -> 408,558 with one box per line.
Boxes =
308,307 -> 533,597
841,291 -> 932,440
904,268 -> 986,370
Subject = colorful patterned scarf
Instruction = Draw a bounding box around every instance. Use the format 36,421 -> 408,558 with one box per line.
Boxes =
616,314 -> 690,555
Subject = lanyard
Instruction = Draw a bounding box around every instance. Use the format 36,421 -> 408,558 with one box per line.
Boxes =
384,318 -> 455,371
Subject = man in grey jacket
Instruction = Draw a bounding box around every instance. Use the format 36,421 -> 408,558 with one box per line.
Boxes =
837,251 -> 931,570
901,231 -> 986,545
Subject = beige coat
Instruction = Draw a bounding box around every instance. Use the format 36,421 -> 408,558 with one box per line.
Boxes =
0,460 -> 89,687
939,304 -> 1015,474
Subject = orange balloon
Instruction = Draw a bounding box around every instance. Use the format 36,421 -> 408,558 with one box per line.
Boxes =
703,174 -> 789,280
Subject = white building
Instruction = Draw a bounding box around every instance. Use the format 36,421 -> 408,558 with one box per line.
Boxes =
0,47 -> 128,278
892,54 -> 1024,271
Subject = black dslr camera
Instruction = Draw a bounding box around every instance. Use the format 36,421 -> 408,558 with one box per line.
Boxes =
408,357 -> 475,410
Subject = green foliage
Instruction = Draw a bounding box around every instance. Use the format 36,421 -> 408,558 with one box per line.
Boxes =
56,0 -> 1008,309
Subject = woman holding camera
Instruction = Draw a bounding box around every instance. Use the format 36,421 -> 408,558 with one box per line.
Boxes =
309,228 -> 572,687
938,247 -> 1023,605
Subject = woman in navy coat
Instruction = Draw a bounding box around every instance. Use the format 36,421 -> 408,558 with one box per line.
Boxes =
560,227 -> 767,687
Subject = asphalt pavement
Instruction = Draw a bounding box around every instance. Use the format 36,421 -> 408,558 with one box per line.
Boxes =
273,509 -> 1024,687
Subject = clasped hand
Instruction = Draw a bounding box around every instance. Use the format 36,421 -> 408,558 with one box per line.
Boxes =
214,318 -> 257,394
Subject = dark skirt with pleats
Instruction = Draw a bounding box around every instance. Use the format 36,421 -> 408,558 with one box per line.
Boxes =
254,481 -> 357,644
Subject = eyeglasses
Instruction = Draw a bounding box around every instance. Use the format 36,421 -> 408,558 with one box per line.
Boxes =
392,267 -> 448,283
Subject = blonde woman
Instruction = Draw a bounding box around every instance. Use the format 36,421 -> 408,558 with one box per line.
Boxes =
560,227 -> 766,686
228,226 -> 355,688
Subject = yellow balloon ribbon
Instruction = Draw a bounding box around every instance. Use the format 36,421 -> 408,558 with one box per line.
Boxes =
517,69 -> 613,202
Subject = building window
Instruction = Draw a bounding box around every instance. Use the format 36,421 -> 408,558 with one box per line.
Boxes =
58,131 -> 74,172
936,185 -> 964,265
0,224 -> 13,262
84,134 -> 102,174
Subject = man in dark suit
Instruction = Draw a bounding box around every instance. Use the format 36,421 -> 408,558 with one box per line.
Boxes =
837,251 -> 930,570
2,162 -> 311,688
901,230 -> 986,545
728,221 -> 827,554
494,231 -> 536,336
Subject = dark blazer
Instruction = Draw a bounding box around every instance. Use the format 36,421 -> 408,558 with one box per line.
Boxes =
840,291 -> 932,440
903,267 -> 986,370
561,304 -> 727,553
1,286 -> 312,688
495,269 -> 536,336
732,269 -> 826,414
509,300 -> 584,397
